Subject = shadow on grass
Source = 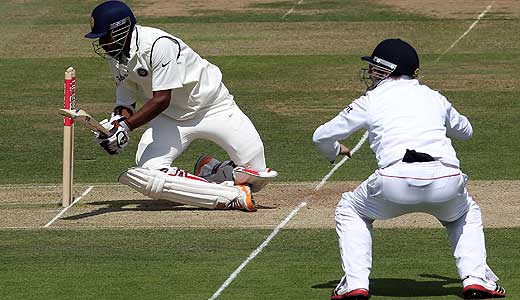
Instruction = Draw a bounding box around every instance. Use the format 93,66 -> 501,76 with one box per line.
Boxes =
62,199 -> 277,220
62,199 -> 208,220
313,274 -> 463,298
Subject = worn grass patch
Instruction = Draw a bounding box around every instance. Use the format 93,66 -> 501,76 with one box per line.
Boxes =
0,0 -> 429,26
137,0 -> 432,23
3,20 -> 518,58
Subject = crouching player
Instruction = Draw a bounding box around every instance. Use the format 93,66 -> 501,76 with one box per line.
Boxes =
84,1 -> 277,211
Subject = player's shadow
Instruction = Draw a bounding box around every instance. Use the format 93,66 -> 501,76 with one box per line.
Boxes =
62,199 -> 208,220
255,204 -> 277,209
62,199 -> 277,220
312,274 -> 462,298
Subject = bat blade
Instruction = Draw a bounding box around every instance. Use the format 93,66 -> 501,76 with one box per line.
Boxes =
58,108 -> 110,136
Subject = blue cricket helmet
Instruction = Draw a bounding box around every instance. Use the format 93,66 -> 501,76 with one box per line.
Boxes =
362,38 -> 419,77
360,38 -> 420,90
85,1 -> 136,39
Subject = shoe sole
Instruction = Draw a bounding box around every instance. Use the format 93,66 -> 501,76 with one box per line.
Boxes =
331,296 -> 369,300
463,285 -> 506,299
237,185 -> 256,212
331,289 -> 370,300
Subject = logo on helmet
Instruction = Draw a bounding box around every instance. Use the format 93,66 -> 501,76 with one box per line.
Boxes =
109,17 -> 130,30
413,68 -> 420,78
89,16 -> 95,30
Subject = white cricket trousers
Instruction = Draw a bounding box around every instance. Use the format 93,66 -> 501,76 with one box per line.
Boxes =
135,102 -> 266,171
334,161 -> 498,294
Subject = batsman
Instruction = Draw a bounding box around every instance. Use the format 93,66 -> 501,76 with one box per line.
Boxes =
84,1 -> 277,211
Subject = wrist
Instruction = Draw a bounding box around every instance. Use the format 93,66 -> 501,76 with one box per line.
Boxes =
120,119 -> 132,131
111,117 -> 132,132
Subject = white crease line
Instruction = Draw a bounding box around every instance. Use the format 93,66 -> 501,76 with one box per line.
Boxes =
282,0 -> 304,19
44,186 -> 93,228
208,201 -> 308,300
434,1 -> 494,63
208,132 -> 368,300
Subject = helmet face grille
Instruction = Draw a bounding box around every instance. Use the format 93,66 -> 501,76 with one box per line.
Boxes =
360,63 -> 394,90
92,17 -> 132,60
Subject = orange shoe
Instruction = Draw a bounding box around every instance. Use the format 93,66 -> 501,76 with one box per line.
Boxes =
227,185 -> 256,212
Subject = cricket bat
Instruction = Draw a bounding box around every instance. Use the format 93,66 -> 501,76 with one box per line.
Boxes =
58,108 -> 110,136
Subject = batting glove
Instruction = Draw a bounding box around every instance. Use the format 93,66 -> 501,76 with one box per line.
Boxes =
96,115 -> 131,155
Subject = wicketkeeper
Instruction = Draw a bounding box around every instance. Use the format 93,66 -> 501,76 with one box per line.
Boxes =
84,1 -> 277,211
313,38 -> 505,299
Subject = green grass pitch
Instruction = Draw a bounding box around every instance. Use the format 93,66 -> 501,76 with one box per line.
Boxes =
1,229 -> 518,299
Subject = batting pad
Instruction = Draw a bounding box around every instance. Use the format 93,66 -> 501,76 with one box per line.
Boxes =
119,167 -> 241,209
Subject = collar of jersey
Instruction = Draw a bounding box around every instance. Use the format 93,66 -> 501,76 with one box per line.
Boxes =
369,77 -> 418,94
379,76 -> 415,87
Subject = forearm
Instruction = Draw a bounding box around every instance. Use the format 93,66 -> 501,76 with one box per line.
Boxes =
121,90 -> 171,130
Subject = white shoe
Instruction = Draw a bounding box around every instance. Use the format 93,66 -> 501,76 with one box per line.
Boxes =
463,276 -> 506,299
233,166 -> 278,192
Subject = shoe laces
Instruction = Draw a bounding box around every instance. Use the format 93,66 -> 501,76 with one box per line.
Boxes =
226,199 -> 243,210
463,276 -> 502,291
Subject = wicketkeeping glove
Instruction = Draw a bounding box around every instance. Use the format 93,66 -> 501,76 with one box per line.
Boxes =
95,114 -> 131,155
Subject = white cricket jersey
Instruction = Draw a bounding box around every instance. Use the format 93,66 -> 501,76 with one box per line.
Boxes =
109,25 -> 234,121
313,78 -> 473,168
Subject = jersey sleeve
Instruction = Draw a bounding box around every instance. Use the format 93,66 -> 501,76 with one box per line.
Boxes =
444,97 -> 473,140
312,96 -> 370,162
150,37 -> 183,91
